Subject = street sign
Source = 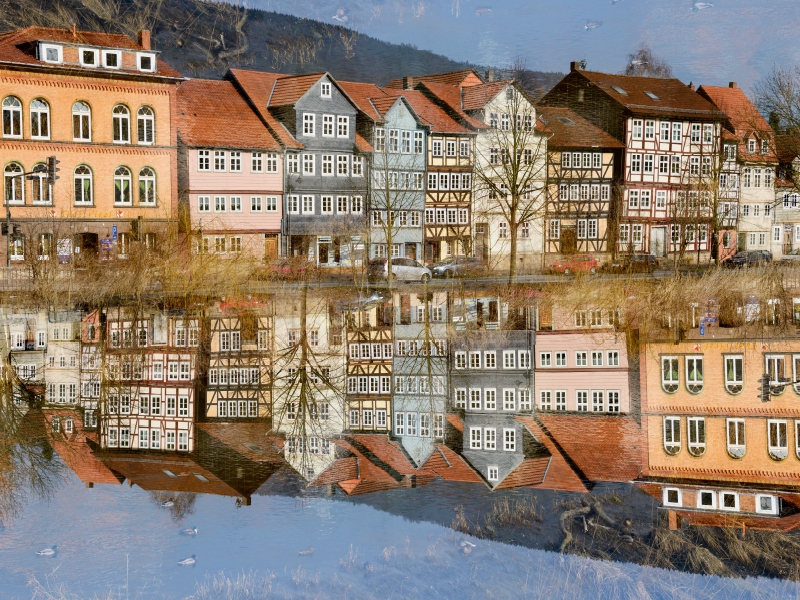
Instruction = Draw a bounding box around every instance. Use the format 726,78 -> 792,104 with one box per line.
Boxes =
112,225 -> 118,241
699,318 -> 705,336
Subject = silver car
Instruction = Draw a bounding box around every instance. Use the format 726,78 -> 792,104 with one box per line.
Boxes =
368,257 -> 432,282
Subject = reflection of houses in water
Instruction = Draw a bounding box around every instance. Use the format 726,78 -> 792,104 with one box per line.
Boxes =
3,309 -> 48,400
202,299 -> 271,421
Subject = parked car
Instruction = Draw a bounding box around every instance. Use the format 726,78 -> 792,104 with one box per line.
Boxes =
780,248 -> 800,264
547,254 -> 598,275
723,250 -> 772,268
367,257 -> 432,282
608,253 -> 659,274
255,257 -> 318,281
431,256 -> 487,278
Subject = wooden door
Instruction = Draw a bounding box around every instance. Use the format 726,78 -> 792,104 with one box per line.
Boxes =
264,236 -> 278,261
561,228 -> 577,254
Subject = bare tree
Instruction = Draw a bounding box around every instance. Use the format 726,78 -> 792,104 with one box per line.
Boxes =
624,44 -> 673,79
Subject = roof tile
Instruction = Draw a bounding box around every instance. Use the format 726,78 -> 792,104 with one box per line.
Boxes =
536,106 -> 625,149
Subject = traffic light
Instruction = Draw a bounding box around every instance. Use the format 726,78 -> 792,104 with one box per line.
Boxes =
46,156 -> 60,186
758,375 -> 772,402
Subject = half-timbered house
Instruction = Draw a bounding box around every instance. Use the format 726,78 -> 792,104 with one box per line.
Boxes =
536,107 -> 623,261
343,294 -> 393,433
540,63 -> 726,261
202,299 -> 271,421
100,308 -> 198,452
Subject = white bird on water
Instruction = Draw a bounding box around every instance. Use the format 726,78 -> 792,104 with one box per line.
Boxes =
177,554 -> 196,566
692,2 -> 713,10
584,20 -> 602,30
161,500 -> 174,508
299,546 -> 314,556
36,545 -> 57,556
180,526 -> 198,536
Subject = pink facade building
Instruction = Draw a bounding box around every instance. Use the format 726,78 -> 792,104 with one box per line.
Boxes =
534,306 -> 632,414
177,78 -> 282,260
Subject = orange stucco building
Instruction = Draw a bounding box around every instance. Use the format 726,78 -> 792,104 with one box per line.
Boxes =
0,26 -> 182,264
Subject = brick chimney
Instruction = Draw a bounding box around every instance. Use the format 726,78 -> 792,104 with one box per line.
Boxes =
71,23 -> 77,40
729,81 -> 738,89
485,69 -> 494,82
138,30 -> 151,50
570,61 -> 581,72
402,76 -> 414,90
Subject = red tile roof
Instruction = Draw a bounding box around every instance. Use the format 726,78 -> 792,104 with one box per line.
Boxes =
177,79 -> 280,150
384,88 -> 475,135
575,70 -> 723,118
537,106 -> 625,149
776,134 -> 800,163
461,80 -> 511,111
495,457 -> 550,489
445,412 -> 464,433
0,26 -> 182,78
386,69 -> 485,90
416,81 -> 488,129
345,434 -> 417,476
355,132 -> 374,152
269,72 -> 326,106
312,456 -> 359,486
420,444 -> 482,482
697,85 -> 777,162
226,69 -> 303,149
194,422 -> 283,462
535,415 -> 643,483
516,416 -> 589,493
338,81 -> 387,121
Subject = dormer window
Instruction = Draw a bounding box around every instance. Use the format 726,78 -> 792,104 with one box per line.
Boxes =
761,139 -> 769,154
137,53 -> 155,72
321,82 -> 331,98
748,138 -> 756,153
103,50 -> 121,69
41,44 -> 62,63
80,48 -> 98,67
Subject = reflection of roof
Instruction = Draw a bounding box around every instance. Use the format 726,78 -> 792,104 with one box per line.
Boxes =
537,106 -> 624,149
495,457 -> 550,489
535,414 -> 643,483
177,79 -> 279,149
564,70 -> 723,117
420,444 -> 481,482
42,410 -> 124,486
516,416 -> 589,493
461,80 -> 510,111
386,69 -> 484,90
195,423 -> 282,462
0,26 -> 182,78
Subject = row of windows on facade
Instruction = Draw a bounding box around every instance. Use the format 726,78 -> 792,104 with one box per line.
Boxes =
285,401 -> 330,421
616,223 -> 710,247
4,162 -> 157,206
107,428 -> 189,451
627,189 -> 714,212
105,394 -> 190,417
50,413 -> 96,435
557,183 -> 611,203
391,375 -> 446,395
286,195 -> 363,215
108,325 -> 198,348
454,350 -> 532,370
629,120 -> 715,145
393,412 -> 444,437
424,171 -> 473,191
661,354 -> 800,395
348,408 -> 390,429
107,360 -> 192,381
197,150 -> 278,173
627,154 -> 726,178
395,339 -> 448,356
454,387 -> 533,411
302,113 -> 351,138
285,154 -> 364,177
286,436 -> 332,456
347,375 -> 392,395
468,426 -> 517,451
488,147 -> 536,166
9,326 -> 78,350
738,203 -> 777,219
537,389 -> 621,413
370,209 -> 471,229
560,152 -> 605,169
373,128 -> 427,154
282,366 -> 332,385
216,400 -> 259,418
537,350 -> 621,368
722,168 -> 774,188
547,219 -> 605,241
196,195 -> 279,214
39,43 -> 157,73
662,416 -> 799,462
208,368 -> 262,386
2,97 -> 155,143
488,111 -> 533,133
662,487 -> 779,516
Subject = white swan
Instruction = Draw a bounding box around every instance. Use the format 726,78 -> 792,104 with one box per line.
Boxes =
36,545 -> 57,556
180,526 -> 198,536
299,546 -> 314,556
161,500 -> 174,508
177,554 -> 196,566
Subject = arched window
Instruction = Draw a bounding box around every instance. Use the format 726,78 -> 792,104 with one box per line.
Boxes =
138,167 -> 156,205
2,96 -> 22,138
31,162 -> 50,203
74,165 -> 92,204
137,106 -> 154,144
30,99 -> 49,139
112,105 -> 130,143
4,163 -> 24,203
114,167 -> 132,205
73,102 -> 91,141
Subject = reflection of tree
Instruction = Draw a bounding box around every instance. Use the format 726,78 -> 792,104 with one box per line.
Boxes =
0,366 -> 65,524
148,490 -> 198,522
